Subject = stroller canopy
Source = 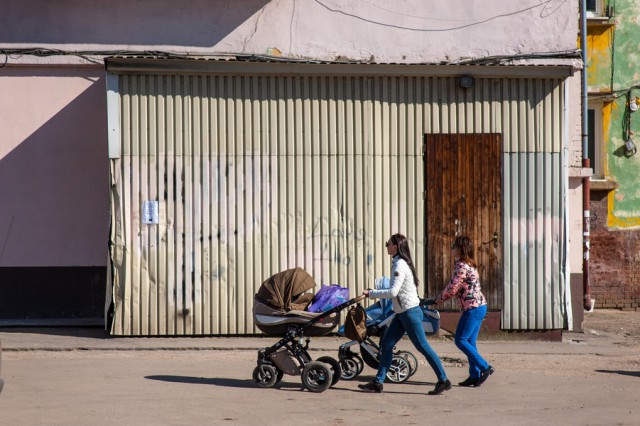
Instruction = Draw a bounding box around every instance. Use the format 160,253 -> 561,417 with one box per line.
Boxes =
255,267 -> 316,311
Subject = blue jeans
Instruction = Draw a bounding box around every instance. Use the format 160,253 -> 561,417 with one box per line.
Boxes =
375,305 -> 447,383
455,304 -> 490,379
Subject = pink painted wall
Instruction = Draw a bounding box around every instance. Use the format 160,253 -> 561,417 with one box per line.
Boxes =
0,67 -> 109,266
1,0 -> 578,64
0,0 -> 580,270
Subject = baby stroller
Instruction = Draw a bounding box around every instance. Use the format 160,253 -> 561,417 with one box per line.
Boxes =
253,268 -> 341,336
252,268 -> 365,393
337,278 -> 440,383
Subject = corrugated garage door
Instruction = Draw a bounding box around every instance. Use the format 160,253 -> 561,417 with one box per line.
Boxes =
107,62 -> 567,335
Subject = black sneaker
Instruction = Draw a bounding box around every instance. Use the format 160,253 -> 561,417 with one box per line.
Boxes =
476,366 -> 494,386
358,381 -> 383,393
428,379 -> 452,395
458,377 -> 479,387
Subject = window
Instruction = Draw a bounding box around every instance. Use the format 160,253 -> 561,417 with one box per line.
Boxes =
587,103 -> 604,179
586,0 -> 606,18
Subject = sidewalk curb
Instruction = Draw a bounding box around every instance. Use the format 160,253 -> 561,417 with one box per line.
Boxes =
2,346 -> 337,352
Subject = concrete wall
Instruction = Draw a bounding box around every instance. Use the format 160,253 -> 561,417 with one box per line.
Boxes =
0,67 -> 109,320
567,74 -> 585,275
602,1 -> 640,227
0,0 -> 583,322
1,0 -> 577,63
0,67 -> 109,267
588,0 -> 640,311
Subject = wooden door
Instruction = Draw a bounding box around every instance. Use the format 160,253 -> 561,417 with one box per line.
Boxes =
424,134 -> 502,310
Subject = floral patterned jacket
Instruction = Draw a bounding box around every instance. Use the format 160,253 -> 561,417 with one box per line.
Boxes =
435,260 -> 486,311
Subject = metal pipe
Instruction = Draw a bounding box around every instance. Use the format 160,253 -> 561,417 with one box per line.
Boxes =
581,0 -> 593,311
563,81 -> 574,330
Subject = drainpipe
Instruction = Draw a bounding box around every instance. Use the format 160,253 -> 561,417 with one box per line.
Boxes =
581,0 -> 593,311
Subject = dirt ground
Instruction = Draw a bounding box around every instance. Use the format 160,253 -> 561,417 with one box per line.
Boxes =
1,309 -> 639,426
582,308 -> 640,339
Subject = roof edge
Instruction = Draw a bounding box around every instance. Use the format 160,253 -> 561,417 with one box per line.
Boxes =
105,57 -> 576,78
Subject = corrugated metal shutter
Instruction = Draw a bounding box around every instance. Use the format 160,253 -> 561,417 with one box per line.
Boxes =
108,70 -> 566,335
500,79 -> 566,329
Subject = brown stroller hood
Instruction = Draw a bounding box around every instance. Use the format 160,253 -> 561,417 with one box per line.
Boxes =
255,267 -> 316,312
253,268 -> 340,336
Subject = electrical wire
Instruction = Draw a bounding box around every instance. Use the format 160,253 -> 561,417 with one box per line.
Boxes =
450,50 -> 580,65
314,0 -> 569,32
622,91 -> 632,142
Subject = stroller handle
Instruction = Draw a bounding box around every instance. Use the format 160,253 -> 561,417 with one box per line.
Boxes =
352,294 -> 366,303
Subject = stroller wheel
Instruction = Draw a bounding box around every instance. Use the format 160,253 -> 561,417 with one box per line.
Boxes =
301,361 -> 333,393
316,356 -> 342,386
396,350 -> 419,377
386,355 -> 411,383
339,355 -> 364,380
253,364 -> 279,388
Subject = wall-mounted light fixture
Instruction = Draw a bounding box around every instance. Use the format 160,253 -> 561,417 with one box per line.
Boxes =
624,138 -> 637,157
629,97 -> 639,112
458,75 -> 474,89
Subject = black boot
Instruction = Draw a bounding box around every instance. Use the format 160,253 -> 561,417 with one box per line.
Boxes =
428,379 -> 452,395
476,366 -> 494,386
458,377 -> 479,387
358,380 -> 383,393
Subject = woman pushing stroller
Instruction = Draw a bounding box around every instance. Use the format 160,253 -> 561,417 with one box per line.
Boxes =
358,233 -> 451,395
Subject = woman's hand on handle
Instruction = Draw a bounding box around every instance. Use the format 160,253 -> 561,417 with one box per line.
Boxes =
352,293 -> 367,303
421,297 -> 437,306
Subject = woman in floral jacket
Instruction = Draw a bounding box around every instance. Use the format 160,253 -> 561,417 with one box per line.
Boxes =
428,235 -> 494,387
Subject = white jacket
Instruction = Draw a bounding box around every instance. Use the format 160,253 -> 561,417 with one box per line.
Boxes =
368,256 -> 420,313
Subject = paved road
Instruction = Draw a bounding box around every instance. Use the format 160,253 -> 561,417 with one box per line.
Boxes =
0,310 -> 639,425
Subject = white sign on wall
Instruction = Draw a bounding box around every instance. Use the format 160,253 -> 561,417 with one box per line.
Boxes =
142,200 -> 159,225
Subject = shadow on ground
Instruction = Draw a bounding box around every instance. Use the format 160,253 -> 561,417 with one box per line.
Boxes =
595,370 -> 640,378
145,375 -> 301,389
144,375 -> 438,395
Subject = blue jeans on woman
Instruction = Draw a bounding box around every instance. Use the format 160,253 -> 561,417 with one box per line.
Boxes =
375,305 -> 447,383
455,304 -> 490,379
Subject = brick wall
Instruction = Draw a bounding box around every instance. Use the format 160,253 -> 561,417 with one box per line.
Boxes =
569,121 -> 583,168
589,190 -> 640,311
